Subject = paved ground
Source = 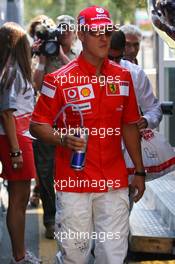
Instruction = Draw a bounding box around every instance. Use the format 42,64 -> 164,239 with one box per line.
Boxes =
0,181 -> 175,264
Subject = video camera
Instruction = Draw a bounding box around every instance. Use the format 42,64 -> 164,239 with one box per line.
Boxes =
33,21 -> 62,57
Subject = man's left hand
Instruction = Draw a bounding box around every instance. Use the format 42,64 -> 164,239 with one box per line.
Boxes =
130,175 -> 145,203
137,117 -> 148,130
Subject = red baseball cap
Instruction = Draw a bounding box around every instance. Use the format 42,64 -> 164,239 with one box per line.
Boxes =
77,5 -> 113,29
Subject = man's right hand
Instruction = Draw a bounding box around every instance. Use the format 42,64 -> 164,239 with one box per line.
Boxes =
32,40 -> 47,64
32,39 -> 42,54
62,134 -> 86,151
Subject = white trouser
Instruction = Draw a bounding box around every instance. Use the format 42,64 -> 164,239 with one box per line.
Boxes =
55,188 -> 129,264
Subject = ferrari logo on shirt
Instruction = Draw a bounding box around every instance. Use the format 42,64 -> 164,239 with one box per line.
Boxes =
106,81 -> 129,96
63,84 -> 95,103
107,82 -> 120,95
108,83 -> 119,94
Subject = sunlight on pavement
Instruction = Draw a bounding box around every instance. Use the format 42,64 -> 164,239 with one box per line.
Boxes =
37,206 -> 57,264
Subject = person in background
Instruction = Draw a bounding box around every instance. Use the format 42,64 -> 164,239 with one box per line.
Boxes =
28,14 -> 77,239
0,22 -> 41,264
120,24 -> 142,65
109,30 -> 162,217
109,30 -> 162,130
28,15 -> 56,209
31,14 -> 77,90
30,5 -> 145,264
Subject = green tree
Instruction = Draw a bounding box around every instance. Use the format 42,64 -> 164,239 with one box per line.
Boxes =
24,0 -> 63,25
111,0 -> 146,24
24,0 -> 146,26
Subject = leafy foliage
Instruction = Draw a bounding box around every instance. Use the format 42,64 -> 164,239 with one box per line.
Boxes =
111,0 -> 146,24
24,0 -> 147,26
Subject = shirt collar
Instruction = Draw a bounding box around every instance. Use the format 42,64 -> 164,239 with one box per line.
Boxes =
77,52 -> 110,76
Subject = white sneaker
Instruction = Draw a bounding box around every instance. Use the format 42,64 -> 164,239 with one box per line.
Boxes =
24,251 -> 42,263
10,251 -> 42,264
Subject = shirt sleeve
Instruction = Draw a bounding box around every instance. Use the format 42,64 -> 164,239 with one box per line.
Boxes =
0,69 -> 21,112
122,70 -> 140,124
31,73 -> 63,126
136,69 -> 162,129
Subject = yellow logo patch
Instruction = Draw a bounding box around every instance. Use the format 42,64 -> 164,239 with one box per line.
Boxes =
81,87 -> 91,97
109,84 -> 117,94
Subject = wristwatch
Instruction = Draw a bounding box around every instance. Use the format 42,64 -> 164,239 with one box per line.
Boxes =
134,171 -> 146,177
10,150 -> 22,158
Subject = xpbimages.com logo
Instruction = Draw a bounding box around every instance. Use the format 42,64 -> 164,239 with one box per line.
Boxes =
58,22 -> 120,34
54,229 -> 121,243
53,73 -> 121,87
54,178 -> 121,191
53,126 -> 121,139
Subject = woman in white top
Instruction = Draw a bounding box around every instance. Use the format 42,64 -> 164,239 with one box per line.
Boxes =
0,22 -> 41,264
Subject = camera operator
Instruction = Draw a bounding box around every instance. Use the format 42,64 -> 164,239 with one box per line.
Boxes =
31,15 -> 76,90
28,14 -> 77,239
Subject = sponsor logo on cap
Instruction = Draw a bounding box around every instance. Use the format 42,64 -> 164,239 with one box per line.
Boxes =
96,8 -> 105,14
91,14 -> 111,21
79,16 -> 85,25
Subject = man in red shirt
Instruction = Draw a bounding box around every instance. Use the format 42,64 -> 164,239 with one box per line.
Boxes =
30,5 -> 145,264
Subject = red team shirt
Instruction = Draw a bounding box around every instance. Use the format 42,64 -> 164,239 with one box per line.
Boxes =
31,54 -> 140,192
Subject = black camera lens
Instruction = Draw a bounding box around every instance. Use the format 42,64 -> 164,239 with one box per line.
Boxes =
42,40 -> 59,56
32,21 -> 61,57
